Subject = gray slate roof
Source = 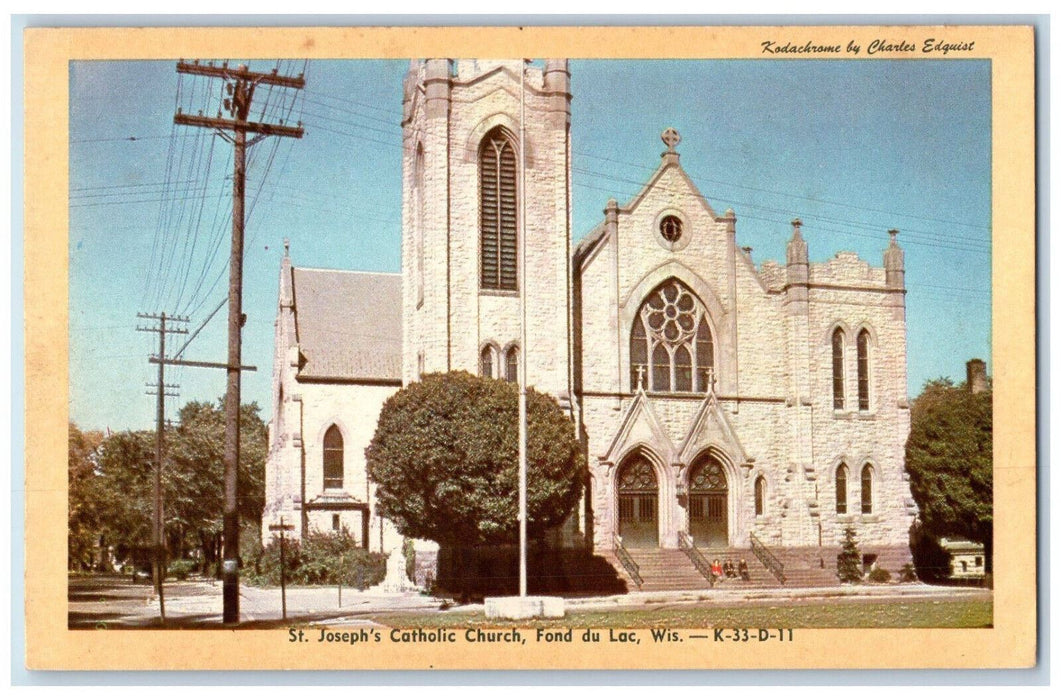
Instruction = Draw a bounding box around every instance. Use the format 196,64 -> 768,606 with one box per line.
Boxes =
291,267 -> 402,382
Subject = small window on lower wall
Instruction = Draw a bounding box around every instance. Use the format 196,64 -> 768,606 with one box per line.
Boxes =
332,514 -> 341,531
754,476 -> 766,516
505,346 -> 519,382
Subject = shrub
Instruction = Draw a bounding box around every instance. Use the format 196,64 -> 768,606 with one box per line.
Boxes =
837,527 -> 863,583
245,530 -> 386,589
168,559 -> 196,581
868,567 -> 892,583
900,563 -> 918,583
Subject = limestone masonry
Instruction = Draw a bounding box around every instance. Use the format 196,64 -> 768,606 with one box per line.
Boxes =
263,60 -> 917,571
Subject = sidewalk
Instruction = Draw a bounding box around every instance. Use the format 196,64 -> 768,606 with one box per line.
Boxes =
68,573 -> 990,629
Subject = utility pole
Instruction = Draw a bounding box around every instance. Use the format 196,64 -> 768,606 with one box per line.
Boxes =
174,60 -> 304,624
137,311 -> 188,622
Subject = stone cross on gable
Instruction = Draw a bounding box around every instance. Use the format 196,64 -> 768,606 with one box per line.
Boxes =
635,364 -> 647,391
704,367 -> 716,393
661,127 -> 681,153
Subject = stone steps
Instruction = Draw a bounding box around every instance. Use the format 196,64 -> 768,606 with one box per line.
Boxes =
601,545 -> 913,591
605,547 -> 777,591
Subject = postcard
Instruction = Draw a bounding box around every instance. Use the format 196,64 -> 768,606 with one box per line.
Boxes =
23,23 -> 1036,670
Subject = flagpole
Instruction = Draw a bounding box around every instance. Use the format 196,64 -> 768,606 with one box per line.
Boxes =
518,59 -> 528,599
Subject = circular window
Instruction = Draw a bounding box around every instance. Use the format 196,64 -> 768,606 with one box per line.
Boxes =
660,215 -> 683,243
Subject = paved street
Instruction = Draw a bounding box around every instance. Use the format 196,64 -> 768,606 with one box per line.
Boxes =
68,574 -> 447,629
68,573 -> 990,630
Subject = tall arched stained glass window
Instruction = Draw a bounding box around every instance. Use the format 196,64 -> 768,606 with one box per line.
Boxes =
630,278 -> 714,393
835,463 -> 848,515
479,128 -> 518,291
857,329 -> 870,411
480,346 -> 494,379
323,425 -> 344,490
861,464 -> 873,514
832,328 -> 845,410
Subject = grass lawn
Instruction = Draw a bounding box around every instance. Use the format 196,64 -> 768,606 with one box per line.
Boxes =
369,598 -> 992,629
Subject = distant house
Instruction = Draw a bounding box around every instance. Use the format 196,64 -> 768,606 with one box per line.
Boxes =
939,538 -> 986,581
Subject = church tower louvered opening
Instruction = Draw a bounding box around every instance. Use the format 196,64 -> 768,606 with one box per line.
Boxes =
479,127 -> 519,291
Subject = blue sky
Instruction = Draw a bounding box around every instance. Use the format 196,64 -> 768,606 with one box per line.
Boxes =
69,58 -> 991,431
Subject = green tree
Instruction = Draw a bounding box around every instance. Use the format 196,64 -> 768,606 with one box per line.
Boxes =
905,378 -> 993,570
837,526 -> 863,583
365,371 -> 585,548
94,428 -> 155,558
68,423 -> 105,570
79,400 -> 268,571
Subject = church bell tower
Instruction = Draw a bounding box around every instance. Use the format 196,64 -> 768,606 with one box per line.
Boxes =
400,59 -> 575,409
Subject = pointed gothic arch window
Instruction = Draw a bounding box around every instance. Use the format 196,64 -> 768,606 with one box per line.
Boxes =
630,278 -> 714,393
480,345 -> 495,379
857,329 -> 870,411
861,464 -> 873,514
323,425 -> 344,490
835,463 -> 848,514
832,328 -> 846,410
504,346 -> 519,383
754,476 -> 766,517
479,128 -> 518,291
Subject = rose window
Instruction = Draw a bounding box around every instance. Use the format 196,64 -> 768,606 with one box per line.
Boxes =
630,279 -> 715,393
660,215 -> 683,243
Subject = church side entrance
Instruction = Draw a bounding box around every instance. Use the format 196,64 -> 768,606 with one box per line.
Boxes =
616,455 -> 659,548
688,455 -> 728,548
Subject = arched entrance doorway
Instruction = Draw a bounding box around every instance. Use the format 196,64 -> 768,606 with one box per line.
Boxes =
616,454 -> 659,548
688,455 -> 728,547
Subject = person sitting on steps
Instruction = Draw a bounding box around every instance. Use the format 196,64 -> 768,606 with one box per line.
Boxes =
738,558 -> 751,581
711,558 -> 723,581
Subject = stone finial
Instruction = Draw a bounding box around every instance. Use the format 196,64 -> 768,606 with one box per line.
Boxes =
704,367 -> 716,393
787,218 -> 809,267
884,228 -> 905,288
283,237 -> 290,257
543,59 -> 570,92
661,127 -> 681,153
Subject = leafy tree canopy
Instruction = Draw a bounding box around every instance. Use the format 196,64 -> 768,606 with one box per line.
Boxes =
68,423 -> 105,568
905,378 -> 992,556
69,400 -> 267,565
366,372 -> 585,547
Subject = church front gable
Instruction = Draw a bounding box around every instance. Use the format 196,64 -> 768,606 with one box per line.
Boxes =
599,390 -> 675,466
676,392 -> 752,471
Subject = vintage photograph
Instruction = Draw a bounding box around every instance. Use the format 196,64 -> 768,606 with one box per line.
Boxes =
22,24 -> 1036,670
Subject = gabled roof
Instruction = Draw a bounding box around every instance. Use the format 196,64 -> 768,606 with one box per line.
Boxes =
291,268 -> 402,382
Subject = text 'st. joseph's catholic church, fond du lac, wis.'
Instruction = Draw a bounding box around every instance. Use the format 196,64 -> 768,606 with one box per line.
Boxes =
262,59 -> 918,582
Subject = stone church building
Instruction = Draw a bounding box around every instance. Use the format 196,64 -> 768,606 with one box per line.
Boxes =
263,59 -> 918,583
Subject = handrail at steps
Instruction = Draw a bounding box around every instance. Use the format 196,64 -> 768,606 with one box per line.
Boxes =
612,534 -> 643,589
677,531 -> 715,587
749,531 -> 787,584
